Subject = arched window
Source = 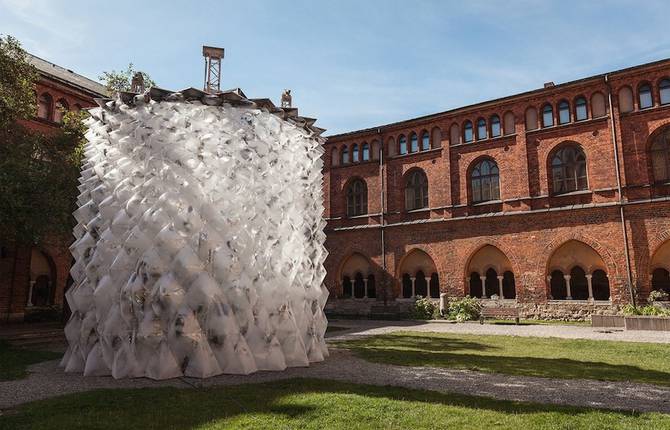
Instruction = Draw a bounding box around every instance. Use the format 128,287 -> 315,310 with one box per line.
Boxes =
463,121 -> 473,143
503,271 -> 516,299
484,268 -> 498,298
37,93 -> 53,120
429,273 -> 440,298
399,135 -> 408,155
551,145 -> 588,194
331,148 -> 339,166
367,274 -> 376,298
421,131 -> 430,151
471,159 -> 500,203
431,127 -> 441,148
342,275 -> 353,298
54,98 -> 68,123
352,144 -> 360,163
477,118 -> 487,140
591,92 -> 607,117
402,273 -> 413,298
346,179 -> 367,217
353,272 -> 366,298
570,266 -> 588,300
371,140 -> 380,160
618,87 -> 634,113
469,272 -> 483,298
650,126 -> 670,183
415,271 -> 427,297
660,79 -> 670,105
575,97 -> 588,121
341,146 -> 349,164
558,100 -> 570,124
405,169 -> 428,210
525,107 -> 538,131
362,143 -> 370,161
387,137 -> 396,157
542,104 -> 554,128
490,115 -> 501,138
639,83 -> 653,109
503,111 -> 515,135
550,270 -> 567,300
592,269 -> 610,301
410,133 -> 418,153
450,124 -> 460,145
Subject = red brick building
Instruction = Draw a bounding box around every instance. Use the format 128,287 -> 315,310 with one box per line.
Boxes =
0,54 -> 107,322
323,59 -> 670,319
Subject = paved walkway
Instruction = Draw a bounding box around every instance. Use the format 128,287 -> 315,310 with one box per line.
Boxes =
327,319 -> 670,343
1,320 -> 669,413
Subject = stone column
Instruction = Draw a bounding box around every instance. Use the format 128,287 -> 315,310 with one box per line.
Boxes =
479,275 -> 486,299
410,277 -> 416,298
564,274 -> 572,300
497,275 -> 504,299
363,278 -> 369,299
26,281 -> 35,308
586,274 -> 593,301
439,293 -> 447,314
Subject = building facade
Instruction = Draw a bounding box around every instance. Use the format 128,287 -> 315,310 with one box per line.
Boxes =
323,59 -> 670,319
0,54 -> 107,322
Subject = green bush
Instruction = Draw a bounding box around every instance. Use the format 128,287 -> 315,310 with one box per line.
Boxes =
408,296 -> 439,320
622,304 -> 670,317
648,289 -> 669,303
446,297 -> 482,322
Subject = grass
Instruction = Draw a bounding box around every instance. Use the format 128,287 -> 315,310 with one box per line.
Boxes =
0,340 -> 61,381
1,378 -> 668,429
336,331 -> 670,386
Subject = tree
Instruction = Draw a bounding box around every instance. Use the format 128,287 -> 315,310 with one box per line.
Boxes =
0,35 -> 38,128
99,63 -> 155,94
0,36 -> 85,245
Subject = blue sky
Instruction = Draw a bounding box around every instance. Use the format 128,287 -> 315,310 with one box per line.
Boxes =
2,0 -> 670,135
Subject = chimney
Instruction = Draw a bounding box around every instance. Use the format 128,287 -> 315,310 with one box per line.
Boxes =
544,81 -> 555,89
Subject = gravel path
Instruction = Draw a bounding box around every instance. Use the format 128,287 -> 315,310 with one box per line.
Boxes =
327,319 -> 670,343
2,321 -> 669,413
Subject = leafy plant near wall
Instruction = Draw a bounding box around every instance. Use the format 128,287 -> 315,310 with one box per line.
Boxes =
445,297 -> 482,322
408,296 -> 439,320
621,304 -> 670,316
99,63 -> 155,94
648,289 -> 669,303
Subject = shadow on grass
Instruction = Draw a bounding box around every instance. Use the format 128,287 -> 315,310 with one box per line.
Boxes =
337,334 -> 670,386
0,378 -> 659,430
0,340 -> 62,381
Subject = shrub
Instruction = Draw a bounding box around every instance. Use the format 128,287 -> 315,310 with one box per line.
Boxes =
622,304 -> 670,317
648,289 -> 669,303
446,297 -> 482,322
408,296 -> 438,320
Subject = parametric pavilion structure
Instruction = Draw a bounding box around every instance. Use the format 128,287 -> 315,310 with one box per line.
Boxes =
61,87 -> 329,379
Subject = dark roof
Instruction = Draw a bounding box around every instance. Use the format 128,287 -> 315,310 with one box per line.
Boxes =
95,87 -> 326,137
28,53 -> 109,97
327,57 -> 670,140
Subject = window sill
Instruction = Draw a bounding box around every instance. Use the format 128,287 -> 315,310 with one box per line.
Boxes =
472,199 -> 503,206
390,147 -> 442,159
550,189 -> 592,197
345,213 -> 381,219
525,115 -> 608,134
332,159 -> 379,169
405,207 -> 431,214
451,133 -> 516,148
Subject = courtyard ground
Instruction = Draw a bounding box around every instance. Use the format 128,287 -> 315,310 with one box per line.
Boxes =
1,319 -> 669,428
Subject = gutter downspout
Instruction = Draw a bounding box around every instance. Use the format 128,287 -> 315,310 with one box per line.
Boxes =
378,128 -> 387,306
605,74 -> 636,306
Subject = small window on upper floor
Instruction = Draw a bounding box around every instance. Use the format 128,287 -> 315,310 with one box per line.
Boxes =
352,144 -> 359,163
341,146 -> 349,164
362,143 -> 370,161
542,104 -> 554,128
575,97 -> 588,121
558,100 -> 570,125
463,121 -> 473,143
410,132 -> 419,153
639,84 -> 653,109
660,79 -> 670,105
477,118 -> 487,140
421,131 -> 430,151
490,115 -> 501,138
399,135 -> 408,155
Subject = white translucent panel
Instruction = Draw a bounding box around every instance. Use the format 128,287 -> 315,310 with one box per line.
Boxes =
61,96 -> 329,379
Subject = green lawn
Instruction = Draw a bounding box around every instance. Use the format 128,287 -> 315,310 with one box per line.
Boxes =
336,331 -> 670,386
0,340 -> 61,381
1,378 -> 668,429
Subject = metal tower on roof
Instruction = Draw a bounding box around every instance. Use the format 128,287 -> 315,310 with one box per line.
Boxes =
202,45 -> 225,93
